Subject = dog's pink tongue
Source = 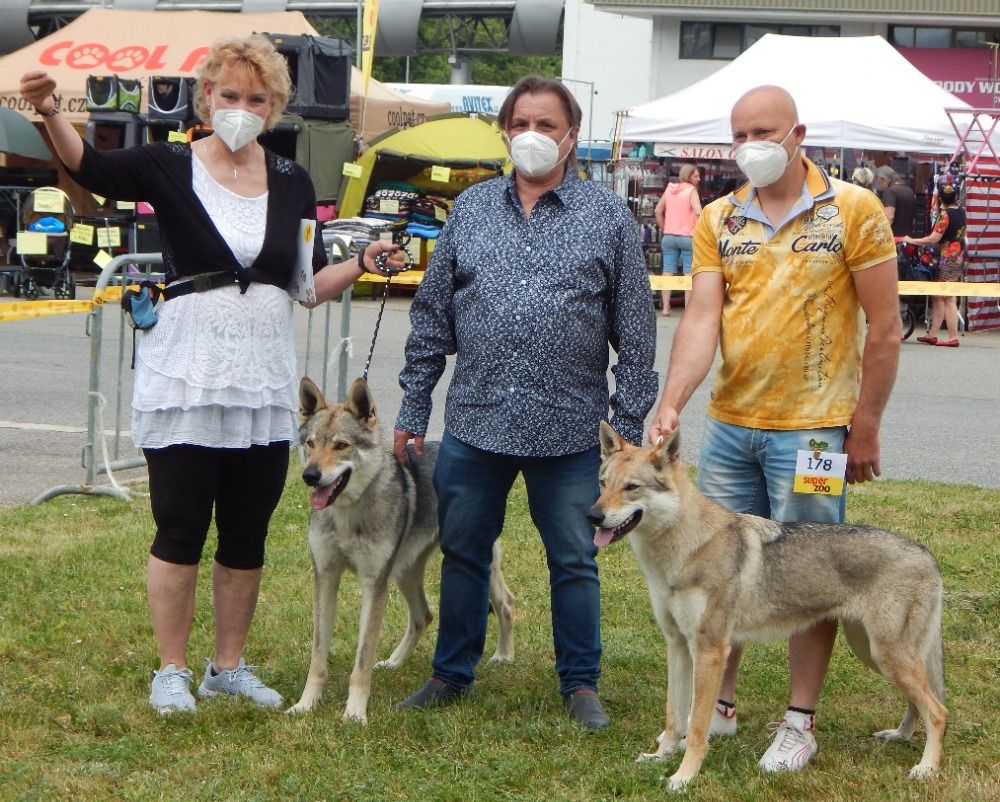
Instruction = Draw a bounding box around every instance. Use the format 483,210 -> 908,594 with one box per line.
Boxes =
311,484 -> 336,511
594,528 -> 616,549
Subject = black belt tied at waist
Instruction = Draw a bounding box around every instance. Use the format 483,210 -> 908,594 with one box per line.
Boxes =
162,270 -> 244,301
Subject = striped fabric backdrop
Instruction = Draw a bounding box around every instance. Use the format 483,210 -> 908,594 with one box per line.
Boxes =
963,154 -> 1000,332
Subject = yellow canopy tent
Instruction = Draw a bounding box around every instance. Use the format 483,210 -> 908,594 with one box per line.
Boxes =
338,113 -> 510,218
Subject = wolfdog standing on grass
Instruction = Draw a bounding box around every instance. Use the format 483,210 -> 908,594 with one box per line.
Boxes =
588,421 -> 946,791
287,377 -> 515,723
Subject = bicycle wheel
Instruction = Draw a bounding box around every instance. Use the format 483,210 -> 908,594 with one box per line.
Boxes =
900,306 -> 916,341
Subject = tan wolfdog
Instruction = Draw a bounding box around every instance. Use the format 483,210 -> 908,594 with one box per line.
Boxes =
287,377 -> 515,722
588,421 -> 946,790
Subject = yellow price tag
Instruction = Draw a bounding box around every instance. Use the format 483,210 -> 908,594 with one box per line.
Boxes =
342,162 -> 363,178
434,205 -> 448,223
70,223 -> 95,245
430,165 -> 451,183
379,198 -> 400,215
92,193 -> 107,205
33,189 -> 64,213
93,249 -> 112,269
96,228 -> 122,248
167,130 -> 187,143
16,231 -> 48,255
116,201 -> 136,211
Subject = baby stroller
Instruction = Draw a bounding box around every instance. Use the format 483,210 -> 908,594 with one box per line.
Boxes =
895,239 -> 934,340
11,186 -> 76,301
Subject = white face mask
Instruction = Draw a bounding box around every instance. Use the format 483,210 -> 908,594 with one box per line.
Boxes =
734,126 -> 797,188
212,108 -> 264,152
508,130 -> 572,178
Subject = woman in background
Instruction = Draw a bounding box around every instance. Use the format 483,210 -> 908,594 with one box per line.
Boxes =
903,183 -> 966,347
655,163 -> 701,315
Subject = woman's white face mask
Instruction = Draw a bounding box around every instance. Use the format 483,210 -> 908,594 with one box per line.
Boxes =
508,129 -> 572,178
212,108 -> 265,152
734,126 -> 798,188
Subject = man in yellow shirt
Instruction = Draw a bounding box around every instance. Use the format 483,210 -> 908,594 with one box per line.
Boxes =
648,85 -> 899,773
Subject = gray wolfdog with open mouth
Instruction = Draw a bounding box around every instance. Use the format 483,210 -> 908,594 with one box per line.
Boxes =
588,421 -> 946,790
287,377 -> 515,722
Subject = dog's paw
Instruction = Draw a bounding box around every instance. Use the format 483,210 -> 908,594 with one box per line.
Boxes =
486,651 -> 514,665
285,699 -> 316,715
873,727 -> 914,743
636,751 -> 667,763
374,658 -> 401,670
342,706 -> 369,725
908,764 -> 937,780
665,772 -> 692,793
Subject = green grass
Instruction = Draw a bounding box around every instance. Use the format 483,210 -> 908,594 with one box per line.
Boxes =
1,472 -> 998,802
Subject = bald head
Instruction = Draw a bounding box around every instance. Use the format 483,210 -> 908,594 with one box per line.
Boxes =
731,85 -> 799,133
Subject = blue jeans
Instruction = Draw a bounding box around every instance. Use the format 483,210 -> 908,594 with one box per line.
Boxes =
431,431 -> 602,695
661,234 -> 693,274
697,417 -> 847,523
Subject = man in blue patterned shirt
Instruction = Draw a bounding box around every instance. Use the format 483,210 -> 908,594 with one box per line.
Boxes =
394,75 -> 658,728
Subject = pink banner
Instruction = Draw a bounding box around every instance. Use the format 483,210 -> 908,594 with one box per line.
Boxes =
898,47 -> 999,108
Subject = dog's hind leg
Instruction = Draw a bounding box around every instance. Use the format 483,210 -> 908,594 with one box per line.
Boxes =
287,558 -> 344,715
871,598 -> 947,778
377,552 -> 433,670
487,541 -> 515,664
343,575 -> 392,724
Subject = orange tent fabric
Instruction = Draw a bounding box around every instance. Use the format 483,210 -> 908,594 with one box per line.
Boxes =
0,8 -> 448,141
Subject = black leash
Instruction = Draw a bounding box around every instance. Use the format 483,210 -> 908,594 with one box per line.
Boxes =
362,239 -> 412,382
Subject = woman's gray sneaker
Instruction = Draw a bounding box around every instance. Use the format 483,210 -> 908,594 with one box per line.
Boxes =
197,657 -> 283,708
149,664 -> 196,714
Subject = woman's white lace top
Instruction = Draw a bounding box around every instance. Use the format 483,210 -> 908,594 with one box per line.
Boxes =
131,152 -> 297,449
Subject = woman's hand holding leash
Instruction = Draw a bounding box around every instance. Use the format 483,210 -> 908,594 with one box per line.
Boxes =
361,241 -> 409,276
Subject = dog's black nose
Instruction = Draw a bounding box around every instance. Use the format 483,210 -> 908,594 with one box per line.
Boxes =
302,466 -> 321,487
586,506 -> 605,526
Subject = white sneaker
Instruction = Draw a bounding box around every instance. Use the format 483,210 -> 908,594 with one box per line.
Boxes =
198,657 -> 283,709
669,702 -> 739,749
758,713 -> 818,773
149,664 -> 196,714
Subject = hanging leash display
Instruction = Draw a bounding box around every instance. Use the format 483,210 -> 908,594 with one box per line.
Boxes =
362,235 -> 413,382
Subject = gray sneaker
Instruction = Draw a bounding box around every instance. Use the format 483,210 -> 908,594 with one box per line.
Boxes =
149,664 -> 196,714
197,657 -> 283,708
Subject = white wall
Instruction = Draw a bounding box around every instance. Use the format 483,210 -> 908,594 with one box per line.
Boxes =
561,0 -> 653,142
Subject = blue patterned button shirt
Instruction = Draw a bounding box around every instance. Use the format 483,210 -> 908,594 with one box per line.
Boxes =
396,169 -> 658,456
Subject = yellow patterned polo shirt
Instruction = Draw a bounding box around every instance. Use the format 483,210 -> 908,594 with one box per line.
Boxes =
692,158 -> 896,430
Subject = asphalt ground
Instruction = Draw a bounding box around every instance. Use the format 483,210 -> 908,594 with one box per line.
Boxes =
2,287 -> 999,508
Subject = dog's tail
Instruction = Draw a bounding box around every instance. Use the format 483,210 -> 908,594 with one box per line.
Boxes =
925,581 -> 946,703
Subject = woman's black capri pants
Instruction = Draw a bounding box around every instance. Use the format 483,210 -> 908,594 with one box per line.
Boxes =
144,442 -> 289,569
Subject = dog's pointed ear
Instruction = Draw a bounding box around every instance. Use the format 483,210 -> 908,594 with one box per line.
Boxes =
599,420 -> 627,458
344,377 -> 377,429
299,376 -> 325,423
650,428 -> 681,468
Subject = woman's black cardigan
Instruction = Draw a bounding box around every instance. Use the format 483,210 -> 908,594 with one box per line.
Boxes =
68,140 -> 326,286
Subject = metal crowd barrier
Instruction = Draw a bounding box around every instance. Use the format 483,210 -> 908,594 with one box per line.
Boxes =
30,238 -> 360,506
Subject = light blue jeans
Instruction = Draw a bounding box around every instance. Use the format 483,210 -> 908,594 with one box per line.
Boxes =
661,234 -> 693,275
696,417 -> 847,523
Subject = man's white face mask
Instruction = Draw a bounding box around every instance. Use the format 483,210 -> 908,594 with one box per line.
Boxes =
734,126 -> 798,188
212,108 -> 265,152
508,129 -> 572,178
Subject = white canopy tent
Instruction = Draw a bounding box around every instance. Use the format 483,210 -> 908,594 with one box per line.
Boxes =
620,35 -> 978,155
